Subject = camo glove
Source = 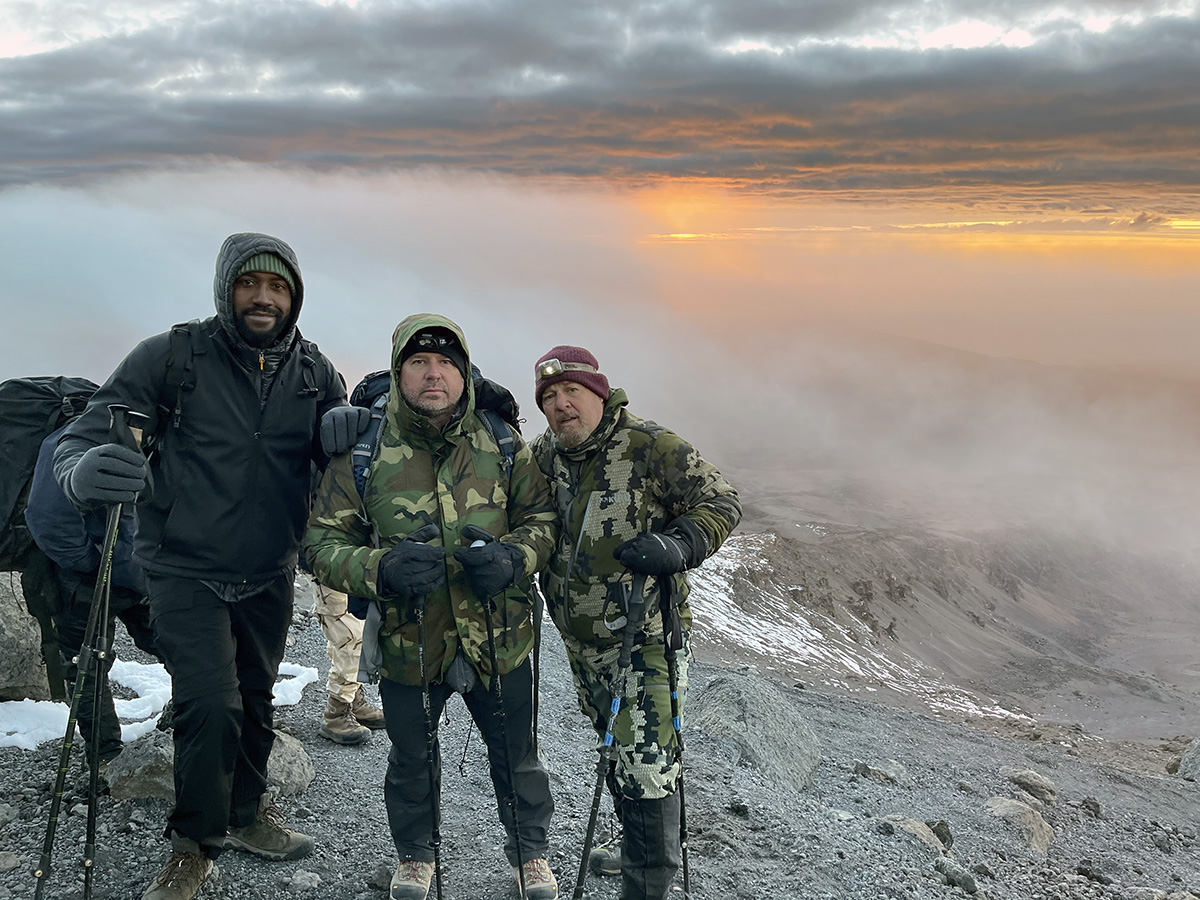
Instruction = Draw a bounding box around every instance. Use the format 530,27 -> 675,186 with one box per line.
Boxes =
69,443 -> 148,505
614,532 -> 689,576
320,405 -> 371,456
453,542 -> 525,598
377,541 -> 446,600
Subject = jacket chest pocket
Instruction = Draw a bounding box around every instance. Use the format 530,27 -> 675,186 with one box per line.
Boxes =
574,489 -> 643,571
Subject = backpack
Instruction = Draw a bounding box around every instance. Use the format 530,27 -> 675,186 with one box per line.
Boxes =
0,376 -> 99,571
349,365 -> 521,497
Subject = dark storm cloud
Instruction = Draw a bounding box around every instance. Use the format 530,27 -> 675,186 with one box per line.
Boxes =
2,0 -> 1198,208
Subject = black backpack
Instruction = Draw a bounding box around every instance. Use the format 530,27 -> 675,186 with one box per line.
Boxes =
349,366 -> 521,497
0,376 -> 99,571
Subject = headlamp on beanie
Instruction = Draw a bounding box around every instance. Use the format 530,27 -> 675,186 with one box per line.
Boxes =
535,358 -> 598,380
401,328 -> 468,380
534,345 -> 610,407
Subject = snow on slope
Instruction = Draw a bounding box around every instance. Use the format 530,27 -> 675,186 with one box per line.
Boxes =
688,532 -> 1029,722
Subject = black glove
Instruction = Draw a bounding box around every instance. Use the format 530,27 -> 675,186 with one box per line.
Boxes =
377,541 -> 446,599
320,406 -> 371,456
614,532 -> 689,576
69,443 -> 148,505
453,542 -> 525,598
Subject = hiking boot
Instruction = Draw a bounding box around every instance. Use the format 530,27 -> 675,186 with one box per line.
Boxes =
588,844 -> 621,876
514,857 -> 558,900
141,837 -> 214,900
351,685 -> 386,729
390,859 -> 435,900
224,794 -> 315,861
320,694 -> 372,745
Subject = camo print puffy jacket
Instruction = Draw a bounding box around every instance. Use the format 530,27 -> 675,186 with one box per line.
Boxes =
530,389 -> 741,651
304,314 -> 558,686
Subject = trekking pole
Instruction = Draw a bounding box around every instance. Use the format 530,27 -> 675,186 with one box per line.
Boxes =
460,524 -> 527,900
404,522 -> 445,900
34,404 -> 148,900
572,571 -> 648,900
658,580 -> 689,897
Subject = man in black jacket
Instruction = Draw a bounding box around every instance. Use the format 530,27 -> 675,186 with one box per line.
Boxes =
54,233 -> 365,900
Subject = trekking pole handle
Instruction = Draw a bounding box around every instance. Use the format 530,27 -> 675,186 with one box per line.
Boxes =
461,523 -> 495,545
619,573 -> 648,670
106,404 -> 150,453
405,523 -> 439,544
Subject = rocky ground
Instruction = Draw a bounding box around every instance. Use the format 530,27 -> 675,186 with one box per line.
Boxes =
2,587 -> 1200,900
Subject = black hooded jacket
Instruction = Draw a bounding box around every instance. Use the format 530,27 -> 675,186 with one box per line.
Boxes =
54,233 -> 347,583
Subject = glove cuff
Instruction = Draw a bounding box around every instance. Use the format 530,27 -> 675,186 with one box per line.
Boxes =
664,516 -> 707,569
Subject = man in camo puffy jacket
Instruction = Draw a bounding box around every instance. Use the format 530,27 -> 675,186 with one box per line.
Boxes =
530,345 -> 741,900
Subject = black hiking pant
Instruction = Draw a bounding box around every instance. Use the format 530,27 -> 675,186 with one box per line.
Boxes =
379,657 -> 553,867
56,581 -> 158,765
147,573 -> 292,858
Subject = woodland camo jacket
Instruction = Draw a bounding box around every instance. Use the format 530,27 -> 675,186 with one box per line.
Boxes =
304,314 -> 558,686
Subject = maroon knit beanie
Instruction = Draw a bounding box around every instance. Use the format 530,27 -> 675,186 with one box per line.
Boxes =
535,345 -> 611,408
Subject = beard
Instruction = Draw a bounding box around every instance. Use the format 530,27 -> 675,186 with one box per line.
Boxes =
553,416 -> 592,448
235,307 -> 289,348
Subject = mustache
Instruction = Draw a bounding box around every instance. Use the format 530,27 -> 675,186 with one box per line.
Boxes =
241,306 -> 281,319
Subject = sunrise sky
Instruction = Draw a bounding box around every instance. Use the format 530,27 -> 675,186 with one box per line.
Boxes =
1,0 -> 1198,397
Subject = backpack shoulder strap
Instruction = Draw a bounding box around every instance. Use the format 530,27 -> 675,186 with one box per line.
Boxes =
296,337 -> 326,400
479,408 -> 516,480
160,319 -> 204,431
352,391 -> 389,498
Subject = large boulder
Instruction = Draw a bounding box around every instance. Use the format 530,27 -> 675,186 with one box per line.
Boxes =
0,574 -> 50,701
986,796 -> 1055,853
690,671 -> 821,791
1174,739 -> 1200,782
108,727 -> 315,801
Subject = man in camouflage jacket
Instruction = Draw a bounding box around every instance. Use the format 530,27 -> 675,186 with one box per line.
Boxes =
305,313 -> 560,900
530,345 -> 741,900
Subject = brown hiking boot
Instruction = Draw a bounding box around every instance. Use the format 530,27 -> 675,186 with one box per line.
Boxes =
141,836 -> 214,900
390,859 -> 435,900
514,857 -> 559,900
224,794 -> 315,861
320,694 -> 372,745
350,685 -> 386,729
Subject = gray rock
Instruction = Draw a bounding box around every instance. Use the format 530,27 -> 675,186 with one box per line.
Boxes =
0,802 -> 17,830
1175,739 -> 1200,782
267,730 -> 315,796
935,856 -> 978,893
367,861 -> 393,890
986,796 -> 1055,853
0,575 -> 51,701
108,729 -> 176,801
690,671 -> 821,790
287,870 -> 322,892
1000,766 -> 1057,804
881,815 -> 947,858
854,758 -> 909,783
0,852 -> 19,874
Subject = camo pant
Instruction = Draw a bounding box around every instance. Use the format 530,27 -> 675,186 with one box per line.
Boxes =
567,631 -> 690,801
314,583 -> 363,703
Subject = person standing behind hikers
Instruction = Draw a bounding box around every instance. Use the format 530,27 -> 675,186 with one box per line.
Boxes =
313,579 -> 386,744
53,232 -> 364,900
529,346 -> 741,900
25,424 -> 162,769
305,313 -> 560,900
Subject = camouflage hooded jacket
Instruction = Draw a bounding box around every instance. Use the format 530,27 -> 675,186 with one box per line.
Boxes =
530,389 -> 741,652
305,314 -> 558,686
